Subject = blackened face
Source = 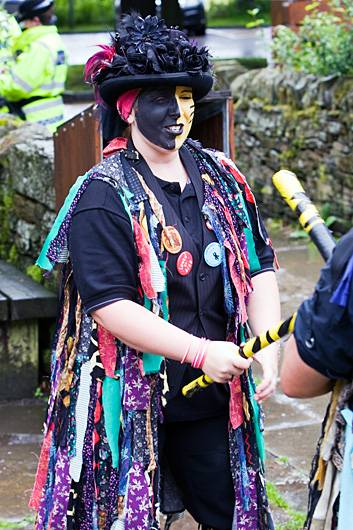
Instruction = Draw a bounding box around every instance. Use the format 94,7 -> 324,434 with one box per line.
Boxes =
135,86 -> 195,150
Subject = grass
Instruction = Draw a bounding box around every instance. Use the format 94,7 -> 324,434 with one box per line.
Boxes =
60,23 -> 114,33
234,57 -> 267,69
0,516 -> 34,528
277,455 -> 290,465
267,481 -> 306,530
208,12 -> 271,27
66,64 -> 88,92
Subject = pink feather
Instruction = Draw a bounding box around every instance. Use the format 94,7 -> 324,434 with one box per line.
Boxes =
84,44 -> 116,83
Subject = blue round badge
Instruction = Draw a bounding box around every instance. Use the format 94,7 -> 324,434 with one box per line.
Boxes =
204,242 -> 221,267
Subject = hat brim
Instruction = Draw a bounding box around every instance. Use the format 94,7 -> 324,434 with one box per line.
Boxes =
99,72 -> 214,107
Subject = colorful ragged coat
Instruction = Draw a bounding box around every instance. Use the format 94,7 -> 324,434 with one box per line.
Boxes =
30,139 -> 274,530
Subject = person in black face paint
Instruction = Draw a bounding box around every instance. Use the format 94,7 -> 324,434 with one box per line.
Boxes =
32,13 -> 280,530
135,86 -> 195,151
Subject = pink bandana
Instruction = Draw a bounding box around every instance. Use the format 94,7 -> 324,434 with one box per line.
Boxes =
116,88 -> 141,121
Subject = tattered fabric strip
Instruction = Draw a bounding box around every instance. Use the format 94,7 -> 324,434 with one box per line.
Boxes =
48,448 -> 71,529
97,325 -> 118,378
102,376 -> 121,469
35,442 -> 57,530
69,360 -> 92,482
29,426 -> 53,511
123,348 -> 151,411
133,217 -> 156,300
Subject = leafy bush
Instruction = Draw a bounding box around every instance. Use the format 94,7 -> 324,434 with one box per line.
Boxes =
55,0 -> 114,28
207,0 -> 269,18
272,0 -> 353,76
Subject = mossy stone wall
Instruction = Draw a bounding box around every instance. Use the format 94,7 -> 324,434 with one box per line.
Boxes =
231,69 -> 353,228
0,118 -> 56,271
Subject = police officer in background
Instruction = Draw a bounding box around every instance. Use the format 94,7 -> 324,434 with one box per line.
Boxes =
0,1 -> 21,68
0,0 -> 67,133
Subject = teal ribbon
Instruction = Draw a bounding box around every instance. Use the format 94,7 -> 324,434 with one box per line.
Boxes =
248,373 -> 265,466
244,227 -> 261,274
102,375 -> 121,469
36,173 -> 89,270
142,261 -> 167,375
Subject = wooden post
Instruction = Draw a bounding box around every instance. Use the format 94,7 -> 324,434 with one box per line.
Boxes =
54,105 -> 102,211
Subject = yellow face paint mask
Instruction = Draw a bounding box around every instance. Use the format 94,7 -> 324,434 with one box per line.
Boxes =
175,86 -> 195,149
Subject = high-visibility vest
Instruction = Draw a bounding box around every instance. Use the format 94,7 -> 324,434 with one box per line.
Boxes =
0,24 -> 68,133
0,9 -> 21,68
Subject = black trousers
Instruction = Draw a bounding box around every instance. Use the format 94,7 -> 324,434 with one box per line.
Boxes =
163,415 -> 234,530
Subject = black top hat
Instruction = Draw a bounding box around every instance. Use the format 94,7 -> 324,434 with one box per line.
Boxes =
85,13 -> 213,107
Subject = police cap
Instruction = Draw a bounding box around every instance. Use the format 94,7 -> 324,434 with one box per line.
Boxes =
17,0 -> 53,21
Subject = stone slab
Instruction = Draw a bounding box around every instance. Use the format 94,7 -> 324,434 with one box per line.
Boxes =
0,260 -> 57,321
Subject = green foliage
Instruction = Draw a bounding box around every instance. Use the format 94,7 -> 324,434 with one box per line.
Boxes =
0,190 -> 14,260
272,0 -> 353,76
267,481 -> 306,530
34,386 -> 44,398
207,0 -> 270,26
246,7 -> 265,28
26,264 -> 43,284
55,0 -> 114,29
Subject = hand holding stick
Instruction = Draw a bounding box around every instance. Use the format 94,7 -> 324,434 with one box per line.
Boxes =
182,170 -> 335,399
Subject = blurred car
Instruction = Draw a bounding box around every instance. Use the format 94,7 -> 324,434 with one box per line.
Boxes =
178,0 -> 206,36
115,0 -> 207,36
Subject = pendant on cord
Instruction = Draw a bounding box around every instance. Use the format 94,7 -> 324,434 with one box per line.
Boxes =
162,226 -> 182,254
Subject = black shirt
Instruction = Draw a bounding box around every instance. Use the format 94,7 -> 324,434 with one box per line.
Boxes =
294,229 -> 353,380
69,145 -> 275,421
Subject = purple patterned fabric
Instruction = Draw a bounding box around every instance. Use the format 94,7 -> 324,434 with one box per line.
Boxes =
48,448 -> 71,529
234,468 -> 258,530
123,349 -> 151,411
125,461 -> 151,530
35,443 -> 57,530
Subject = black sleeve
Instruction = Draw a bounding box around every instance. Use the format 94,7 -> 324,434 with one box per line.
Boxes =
294,258 -> 353,380
69,180 -> 138,314
247,201 -> 275,276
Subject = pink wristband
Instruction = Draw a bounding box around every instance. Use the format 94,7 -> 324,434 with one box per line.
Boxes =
191,338 -> 209,369
181,336 -> 195,364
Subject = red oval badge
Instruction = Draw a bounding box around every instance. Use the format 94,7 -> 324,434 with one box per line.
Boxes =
176,251 -> 193,276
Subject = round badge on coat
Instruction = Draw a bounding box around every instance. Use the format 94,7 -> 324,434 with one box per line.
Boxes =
177,251 -> 193,276
204,242 -> 222,267
161,226 -> 182,254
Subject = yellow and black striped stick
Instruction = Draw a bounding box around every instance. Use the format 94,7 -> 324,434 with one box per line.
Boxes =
182,314 -> 297,398
182,169 -> 335,399
272,170 -> 336,261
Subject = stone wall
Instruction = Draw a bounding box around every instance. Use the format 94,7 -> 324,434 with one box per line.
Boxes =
231,69 -> 353,227
0,117 -> 55,272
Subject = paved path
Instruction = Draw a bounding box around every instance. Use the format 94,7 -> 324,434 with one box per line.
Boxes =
61,27 -> 272,66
